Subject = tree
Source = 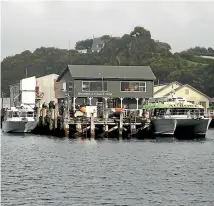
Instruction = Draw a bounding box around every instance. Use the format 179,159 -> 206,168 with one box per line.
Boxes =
1,26 -> 214,97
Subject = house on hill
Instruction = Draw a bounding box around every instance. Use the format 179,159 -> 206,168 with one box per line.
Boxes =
154,81 -> 210,110
76,37 -> 105,54
91,37 -> 105,53
56,65 -> 156,110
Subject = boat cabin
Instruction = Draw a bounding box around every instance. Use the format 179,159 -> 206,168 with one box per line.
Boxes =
4,106 -> 35,121
143,97 -> 206,118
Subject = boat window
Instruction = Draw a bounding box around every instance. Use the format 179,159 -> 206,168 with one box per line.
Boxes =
200,109 -> 204,116
27,112 -> 34,117
195,110 -> 200,116
7,111 -> 13,118
154,109 -> 159,116
159,109 -> 166,116
13,112 -> 19,117
20,112 -> 27,117
180,109 -> 185,115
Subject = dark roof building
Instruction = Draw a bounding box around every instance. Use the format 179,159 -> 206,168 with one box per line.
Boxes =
56,65 -> 156,109
57,65 -> 156,81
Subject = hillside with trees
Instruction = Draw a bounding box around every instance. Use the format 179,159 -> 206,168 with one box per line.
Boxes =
1,26 -> 214,97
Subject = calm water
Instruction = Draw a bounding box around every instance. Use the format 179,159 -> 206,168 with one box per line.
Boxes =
1,129 -> 214,206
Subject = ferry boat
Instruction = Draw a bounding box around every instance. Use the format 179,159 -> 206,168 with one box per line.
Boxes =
143,97 -> 212,138
2,104 -> 38,133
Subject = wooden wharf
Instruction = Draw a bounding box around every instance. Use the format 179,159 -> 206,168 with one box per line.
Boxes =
33,106 -> 150,139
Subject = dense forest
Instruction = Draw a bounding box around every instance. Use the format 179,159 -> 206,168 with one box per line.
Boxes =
1,26 -> 214,97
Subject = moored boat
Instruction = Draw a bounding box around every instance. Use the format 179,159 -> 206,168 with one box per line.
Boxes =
2,104 -> 38,133
143,97 -> 212,139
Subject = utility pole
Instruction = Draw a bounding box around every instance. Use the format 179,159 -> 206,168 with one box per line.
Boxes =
68,40 -> 72,65
25,68 -> 28,78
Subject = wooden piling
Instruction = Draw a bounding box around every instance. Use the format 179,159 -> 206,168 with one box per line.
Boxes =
76,122 -> 82,136
64,123 -> 69,137
119,112 -> 123,138
42,108 -> 47,126
104,108 -> 108,137
49,109 -> 55,131
105,124 -> 109,132
54,104 -> 59,128
90,113 -> 95,139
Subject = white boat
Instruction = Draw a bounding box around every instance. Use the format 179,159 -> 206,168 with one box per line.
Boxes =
2,104 -> 38,133
143,97 -> 212,138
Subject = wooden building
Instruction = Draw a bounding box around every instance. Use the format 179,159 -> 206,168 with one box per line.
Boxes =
56,65 -> 156,110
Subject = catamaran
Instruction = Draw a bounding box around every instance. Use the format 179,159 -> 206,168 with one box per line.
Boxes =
143,97 -> 212,138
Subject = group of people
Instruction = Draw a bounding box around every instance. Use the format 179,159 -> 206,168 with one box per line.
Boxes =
42,101 -> 56,109
40,101 -> 91,117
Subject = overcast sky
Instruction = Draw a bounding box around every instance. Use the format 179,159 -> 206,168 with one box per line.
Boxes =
1,0 -> 214,59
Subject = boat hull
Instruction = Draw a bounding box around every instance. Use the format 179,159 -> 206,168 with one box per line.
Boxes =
151,118 -> 211,139
2,121 -> 38,133
175,118 -> 212,139
151,119 -> 177,137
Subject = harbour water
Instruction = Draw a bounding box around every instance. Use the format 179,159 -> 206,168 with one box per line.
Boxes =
1,129 -> 214,206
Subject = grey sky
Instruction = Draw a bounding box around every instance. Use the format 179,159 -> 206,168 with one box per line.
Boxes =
1,1 -> 214,59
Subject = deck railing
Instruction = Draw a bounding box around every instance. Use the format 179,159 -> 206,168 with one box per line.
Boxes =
155,110 -> 206,118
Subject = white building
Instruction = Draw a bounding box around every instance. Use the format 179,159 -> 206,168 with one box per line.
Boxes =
77,49 -> 88,54
20,76 -> 36,107
36,74 -> 59,106
9,74 -> 59,108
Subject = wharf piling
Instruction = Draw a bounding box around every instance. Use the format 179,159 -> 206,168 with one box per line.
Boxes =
34,104 -> 150,139
119,112 -> 123,139
90,113 -> 95,139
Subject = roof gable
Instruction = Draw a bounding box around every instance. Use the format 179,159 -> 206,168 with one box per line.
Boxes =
164,84 -> 210,99
154,81 -> 182,95
56,66 -> 68,82
37,73 -> 59,80
57,65 -> 156,81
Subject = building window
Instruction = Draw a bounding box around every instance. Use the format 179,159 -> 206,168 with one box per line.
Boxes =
120,81 -> 146,92
188,101 -> 194,104
185,89 -> 189,95
98,43 -> 103,48
82,81 -> 107,92
199,101 -> 206,109
65,81 -> 72,92
68,81 -> 73,92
